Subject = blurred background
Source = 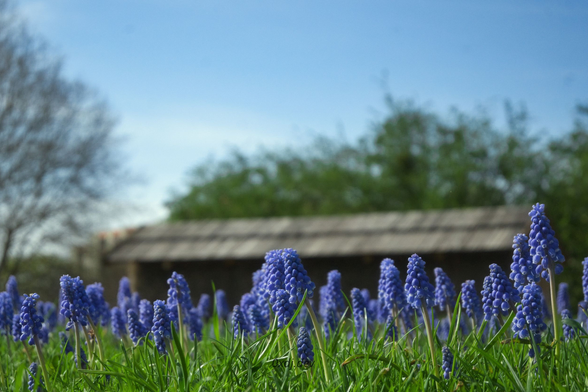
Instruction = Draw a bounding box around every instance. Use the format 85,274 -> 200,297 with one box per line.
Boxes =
0,0 -> 587,305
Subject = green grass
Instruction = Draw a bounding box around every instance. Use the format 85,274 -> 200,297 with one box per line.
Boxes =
1,306 -> 587,392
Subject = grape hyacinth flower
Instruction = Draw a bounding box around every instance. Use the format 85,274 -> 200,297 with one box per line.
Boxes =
368,299 -> 379,323
6,275 -> 22,312
28,362 -> 43,392
580,258 -> 588,324
19,293 -> 44,345
59,275 -> 90,331
434,268 -> 457,317
152,300 -> 172,354
351,288 -> 371,340
441,347 -> 455,380
196,294 -> 211,319
232,305 -> 250,338
529,203 -> 565,350
117,277 -> 132,322
12,314 -> 21,342
325,270 -> 346,316
512,283 -> 546,358
188,307 -> 203,341
131,292 -> 141,313
127,309 -> 147,345
510,234 -> 540,291
215,290 -> 229,320
265,249 -> 285,304
405,254 -> 435,310
557,283 -> 570,314
167,271 -> 193,317
562,309 -> 577,341
529,203 -> 565,280
282,248 -> 315,305
0,291 -> 13,334
247,303 -> 268,334
323,303 -> 338,339
481,264 -> 520,321
110,307 -> 127,339
139,299 -> 154,331
379,259 -> 408,332
86,283 -> 108,327
297,327 -> 314,366
319,285 -> 329,319
272,289 -> 297,329
239,293 -> 256,324
405,254 -> 438,377
461,280 -> 482,328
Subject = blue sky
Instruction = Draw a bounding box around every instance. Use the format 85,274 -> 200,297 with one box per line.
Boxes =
18,0 -> 588,228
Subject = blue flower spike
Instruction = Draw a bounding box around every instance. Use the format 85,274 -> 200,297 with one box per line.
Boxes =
528,203 -> 565,350
297,327 -> 314,366
151,300 -> 172,354
405,254 -> 438,378
434,268 -> 457,318
511,283 -> 547,358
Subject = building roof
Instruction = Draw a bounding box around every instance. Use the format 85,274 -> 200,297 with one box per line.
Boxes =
105,206 -> 530,263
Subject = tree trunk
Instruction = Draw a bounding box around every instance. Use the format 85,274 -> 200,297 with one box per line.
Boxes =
0,228 -> 13,276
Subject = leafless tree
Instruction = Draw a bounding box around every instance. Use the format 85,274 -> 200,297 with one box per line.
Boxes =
0,0 -> 129,274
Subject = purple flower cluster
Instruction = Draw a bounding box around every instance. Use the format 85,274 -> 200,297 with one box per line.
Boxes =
111,307 -> 127,339
152,300 -> 171,354
128,308 -> 148,345
351,288 -> 371,340
405,254 -> 435,310
167,271 -> 193,318
0,291 -> 13,332
297,327 -> 314,366
272,289 -> 297,329
460,280 -> 482,323
511,283 -> 546,357
323,270 -> 345,317
434,268 -> 456,312
86,283 -> 109,327
19,293 -> 44,345
139,299 -> 154,331
188,307 -> 203,341
197,294 -> 211,319
215,290 -> 229,319
232,305 -> 250,338
510,234 -> 540,291
117,277 -> 133,322
28,362 -> 43,392
441,346 -> 455,380
481,264 -> 520,321
562,309 -> 577,340
6,275 -> 22,312
60,275 -> 91,330
378,259 -> 407,317
282,248 -> 315,304
528,203 -> 565,279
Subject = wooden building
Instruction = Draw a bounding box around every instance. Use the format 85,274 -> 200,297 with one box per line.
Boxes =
101,206 -> 529,306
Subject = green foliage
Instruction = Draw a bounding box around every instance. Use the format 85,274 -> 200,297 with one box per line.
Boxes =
167,98 -> 588,303
2,307 -> 588,391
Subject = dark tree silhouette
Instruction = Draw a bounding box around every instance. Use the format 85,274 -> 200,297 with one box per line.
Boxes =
0,0 -> 128,274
